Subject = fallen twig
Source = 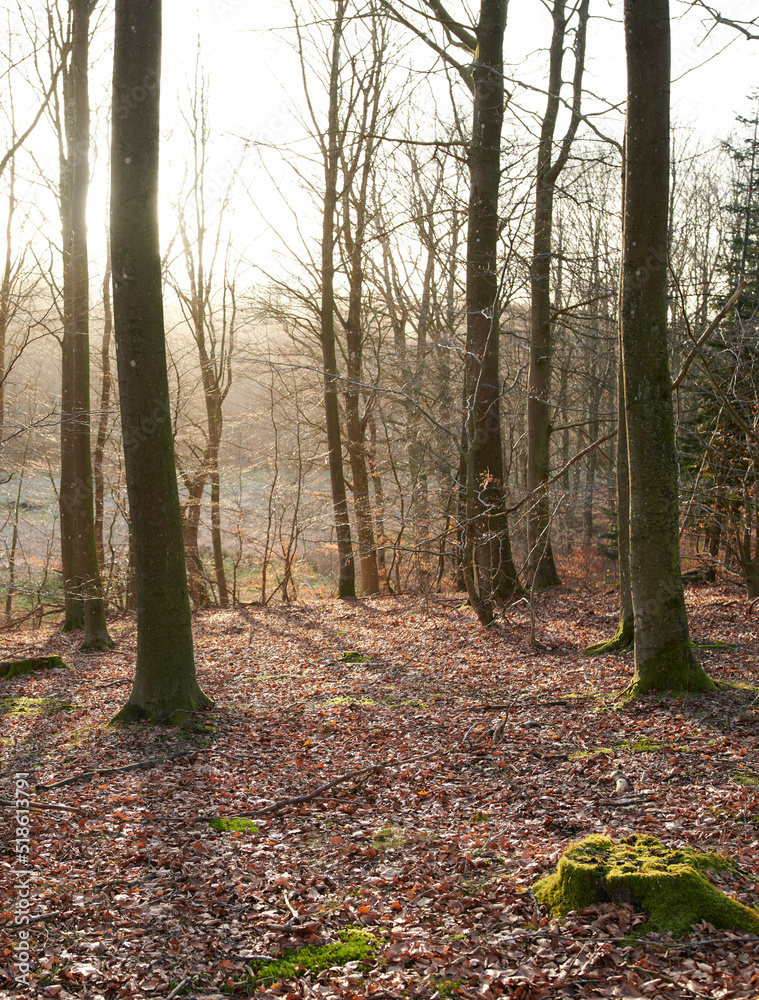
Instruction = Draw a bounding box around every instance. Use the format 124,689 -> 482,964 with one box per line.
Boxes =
36,746 -> 215,790
0,910 -> 66,925
218,748 -> 441,819
0,796 -> 88,816
166,979 -> 189,1000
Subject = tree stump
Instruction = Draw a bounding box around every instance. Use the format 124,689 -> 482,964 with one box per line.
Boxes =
534,834 -> 759,938
0,656 -> 69,680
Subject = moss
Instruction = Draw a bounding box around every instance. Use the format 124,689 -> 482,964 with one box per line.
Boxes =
470,811 -> 490,823
569,747 -> 613,760
208,816 -> 259,834
323,696 -> 376,707
625,640 -> 717,697
336,650 -> 370,663
0,696 -> 77,715
0,655 -> 69,679
245,928 -> 379,985
534,834 -> 759,938
616,736 -> 663,753
434,979 -> 464,997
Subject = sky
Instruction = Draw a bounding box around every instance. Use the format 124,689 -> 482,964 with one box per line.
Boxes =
148,0 -> 759,277
3,0 -> 758,289
157,0 -> 758,145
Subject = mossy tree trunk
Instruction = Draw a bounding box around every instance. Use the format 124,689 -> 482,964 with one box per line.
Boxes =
110,0 -> 211,723
57,16 -> 83,634
620,0 -> 713,695
611,351 -> 635,644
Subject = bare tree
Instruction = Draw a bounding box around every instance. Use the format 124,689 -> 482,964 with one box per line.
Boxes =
526,0 -> 589,589
165,59 -> 239,607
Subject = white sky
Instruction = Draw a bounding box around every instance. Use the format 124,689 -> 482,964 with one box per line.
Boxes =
3,0 -> 758,291
151,0 -> 759,279
158,0 -> 758,144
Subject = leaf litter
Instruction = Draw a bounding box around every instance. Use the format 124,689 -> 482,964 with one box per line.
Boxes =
0,584 -> 758,999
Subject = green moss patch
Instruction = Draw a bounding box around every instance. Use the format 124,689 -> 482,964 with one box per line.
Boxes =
371,824 -> 406,848
336,650 -> 370,663
534,834 -> 759,938
616,736 -> 664,753
0,655 -> 69,680
0,696 -> 77,715
246,928 -> 379,985
208,816 -> 259,834
323,695 -> 376,708
569,747 -> 613,760
733,768 -> 759,787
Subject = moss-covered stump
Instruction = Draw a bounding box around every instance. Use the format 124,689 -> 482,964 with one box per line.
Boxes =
534,834 -> 759,938
0,655 -> 69,680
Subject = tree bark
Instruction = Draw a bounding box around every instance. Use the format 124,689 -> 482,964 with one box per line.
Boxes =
621,0 -> 713,694
110,0 -> 212,722
586,349 -> 634,655
340,17 -> 383,597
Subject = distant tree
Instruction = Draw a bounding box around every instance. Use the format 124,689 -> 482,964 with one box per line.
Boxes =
381,0 -> 521,622
295,0 -> 356,599
61,0 -> 112,650
110,0 -> 211,722
526,0 -> 589,590
165,59 -> 239,607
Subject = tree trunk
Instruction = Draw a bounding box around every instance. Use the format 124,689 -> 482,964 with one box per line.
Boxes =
367,415 -> 387,580
526,0 -> 589,589
586,352 -> 634,655
180,466 -> 210,608
621,0 -> 713,694
59,73 -> 83,632
320,0 -> 355,600
0,154 -> 17,461
527,172 -> 562,587
207,413 -> 229,606
67,0 -> 112,650
464,0 -> 520,612
110,0 -> 211,722
94,238 -> 114,574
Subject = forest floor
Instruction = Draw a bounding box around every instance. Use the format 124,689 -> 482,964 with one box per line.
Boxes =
0,585 -> 758,1000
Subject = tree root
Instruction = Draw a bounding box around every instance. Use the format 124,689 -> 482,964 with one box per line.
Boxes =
585,621 -> 634,656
